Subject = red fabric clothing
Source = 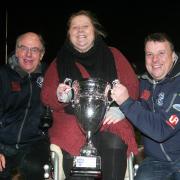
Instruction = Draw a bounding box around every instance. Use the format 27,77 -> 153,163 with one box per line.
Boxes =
41,47 -> 139,156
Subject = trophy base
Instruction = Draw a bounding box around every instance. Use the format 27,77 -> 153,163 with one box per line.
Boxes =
71,155 -> 101,178
71,169 -> 101,178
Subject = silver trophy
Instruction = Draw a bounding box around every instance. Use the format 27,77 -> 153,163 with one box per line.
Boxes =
70,78 -> 112,178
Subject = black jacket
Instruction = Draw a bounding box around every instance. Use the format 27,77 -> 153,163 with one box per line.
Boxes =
0,55 -> 48,150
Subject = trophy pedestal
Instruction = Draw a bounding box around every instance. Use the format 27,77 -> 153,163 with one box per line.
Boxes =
71,155 -> 101,178
69,78 -> 111,179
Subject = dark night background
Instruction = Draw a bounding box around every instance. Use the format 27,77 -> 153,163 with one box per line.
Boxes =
1,3 -> 180,74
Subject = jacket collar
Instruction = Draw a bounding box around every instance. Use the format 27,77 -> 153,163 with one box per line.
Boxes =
8,54 -> 42,78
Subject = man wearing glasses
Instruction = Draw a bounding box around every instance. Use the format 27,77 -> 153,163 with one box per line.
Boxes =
0,32 -> 50,179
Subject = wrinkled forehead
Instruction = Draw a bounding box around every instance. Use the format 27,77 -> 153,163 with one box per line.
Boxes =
17,33 -> 42,48
145,41 -> 172,52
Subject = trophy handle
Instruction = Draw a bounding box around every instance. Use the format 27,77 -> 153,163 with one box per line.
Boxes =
107,79 -> 121,108
112,79 -> 120,87
64,78 -> 72,86
62,78 -> 81,107
62,78 -> 76,106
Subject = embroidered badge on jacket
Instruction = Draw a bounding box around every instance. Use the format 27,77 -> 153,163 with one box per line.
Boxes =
166,114 -> 179,129
140,90 -> 151,100
11,81 -> 21,91
156,92 -> 165,106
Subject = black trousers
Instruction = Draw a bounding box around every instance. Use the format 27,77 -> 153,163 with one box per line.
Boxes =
62,131 -> 127,180
0,138 -> 50,180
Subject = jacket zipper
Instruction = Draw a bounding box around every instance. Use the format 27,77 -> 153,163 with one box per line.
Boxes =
151,80 -> 156,112
151,80 -> 172,161
160,93 -> 178,161
16,74 -> 32,149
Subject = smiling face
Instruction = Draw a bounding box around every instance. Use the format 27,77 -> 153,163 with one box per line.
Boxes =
15,32 -> 44,73
68,14 -> 95,53
145,41 -> 175,80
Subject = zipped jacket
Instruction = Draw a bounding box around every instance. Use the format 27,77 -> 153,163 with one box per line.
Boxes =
120,53 -> 180,161
0,55 -> 46,149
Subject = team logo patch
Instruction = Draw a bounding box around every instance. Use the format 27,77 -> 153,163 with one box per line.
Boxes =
11,81 -> 21,91
156,92 -> 165,106
166,114 -> 179,129
140,90 -> 151,100
173,104 -> 180,112
36,76 -> 44,88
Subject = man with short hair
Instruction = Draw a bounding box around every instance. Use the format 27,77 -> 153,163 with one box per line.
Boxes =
111,33 -> 180,180
0,32 -> 50,180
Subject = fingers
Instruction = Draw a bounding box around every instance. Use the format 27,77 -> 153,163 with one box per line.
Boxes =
103,116 -> 121,125
111,82 -> 121,92
0,154 -> 5,172
57,83 -> 72,102
111,83 -> 121,97
103,116 -> 111,125
110,83 -> 129,105
57,83 -> 71,93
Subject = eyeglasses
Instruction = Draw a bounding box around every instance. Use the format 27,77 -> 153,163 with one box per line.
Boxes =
17,45 -> 42,54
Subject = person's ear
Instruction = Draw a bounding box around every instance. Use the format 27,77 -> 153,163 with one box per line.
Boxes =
172,52 -> 178,62
40,52 -> 44,61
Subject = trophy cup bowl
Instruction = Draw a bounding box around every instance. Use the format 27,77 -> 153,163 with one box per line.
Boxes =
71,78 -> 111,177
